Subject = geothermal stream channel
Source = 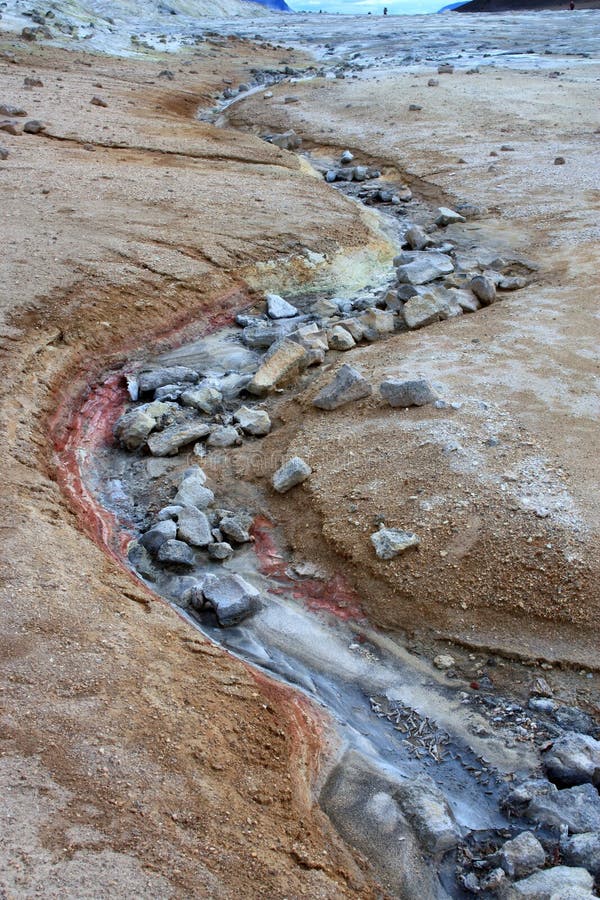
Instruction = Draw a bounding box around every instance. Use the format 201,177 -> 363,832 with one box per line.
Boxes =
60,88 -> 598,898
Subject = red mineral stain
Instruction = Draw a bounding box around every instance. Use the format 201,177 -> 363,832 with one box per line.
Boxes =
251,516 -> 365,622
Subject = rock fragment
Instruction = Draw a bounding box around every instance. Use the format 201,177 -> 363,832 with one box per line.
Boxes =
542,732 -> 600,787
498,831 -> 546,879
0,147 -> 9,160
201,573 -> 260,626
157,539 -> 195,566
510,865 -> 594,898
139,520 -> 177,555
396,252 -> 454,285
371,527 -> 420,559
0,104 -> 27,116
23,119 -> 46,134
433,654 -> 455,670
90,95 -> 108,107
402,292 -> 448,329
266,293 -> 298,319
470,274 -> 497,305
219,516 -> 251,544
181,385 -> 222,414
405,224 -> 432,251
248,340 -> 308,396
380,378 -> 437,408
312,364 -> 372,411
272,457 -> 311,493
208,542 -> 234,561
177,508 -> 212,547
561,832 -> 600,875
328,324 -> 356,350
147,421 -> 211,456
504,780 -> 600,834
233,406 -> 271,436
435,207 -> 466,226
207,425 -> 240,448
138,366 -> 198,394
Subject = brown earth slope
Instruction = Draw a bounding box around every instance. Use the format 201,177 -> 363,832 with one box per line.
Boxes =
0,37 -> 385,899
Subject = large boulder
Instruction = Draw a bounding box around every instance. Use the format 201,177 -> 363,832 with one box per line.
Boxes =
561,832 -> 600,875
312,364 -> 372,411
542,732 -> 600,787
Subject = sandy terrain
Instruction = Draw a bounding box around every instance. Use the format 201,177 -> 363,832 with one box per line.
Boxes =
1,12 -> 599,899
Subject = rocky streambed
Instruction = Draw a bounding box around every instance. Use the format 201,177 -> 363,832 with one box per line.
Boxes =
56,159 -> 600,899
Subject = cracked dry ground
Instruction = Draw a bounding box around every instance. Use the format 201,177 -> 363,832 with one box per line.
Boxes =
1,28 -> 600,900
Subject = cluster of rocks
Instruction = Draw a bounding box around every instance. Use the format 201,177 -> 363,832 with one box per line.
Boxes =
132,466 -> 261,626
114,362 -> 272,458
0,100 -> 48,138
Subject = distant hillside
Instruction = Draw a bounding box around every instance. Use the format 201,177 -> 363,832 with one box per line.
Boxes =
455,0 -> 600,10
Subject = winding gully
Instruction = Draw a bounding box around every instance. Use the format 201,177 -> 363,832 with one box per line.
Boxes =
51,79 -> 599,899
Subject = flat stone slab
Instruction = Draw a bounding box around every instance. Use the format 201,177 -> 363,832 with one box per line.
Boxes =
138,366 -> 198,394
396,252 -> 454,285
147,421 -> 211,456
505,780 -> 600,834
312,364 -> 372,411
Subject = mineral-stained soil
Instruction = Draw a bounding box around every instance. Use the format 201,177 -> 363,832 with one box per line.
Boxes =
1,17 -> 600,899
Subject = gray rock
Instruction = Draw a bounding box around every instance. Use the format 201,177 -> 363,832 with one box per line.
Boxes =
371,527 -> 420,560
405,224 -> 432,251
218,373 -> 253,401
220,516 -> 251,544
233,406 -> 271,436
0,146 -> 8,160
427,78 -> 439,86
553,705 -> 598,736
543,732 -> 600,787
337,318 -> 366,342
312,364 -> 372,411
266,293 -> 298,319
328,324 -> 356,350
173,475 -> 214,510
360,308 -> 395,337
90,95 -> 108,107
24,76 -> 43,87
402,292 -> 448,329
207,425 -> 240,448
499,831 -> 546,879
510,866 -> 594,899
147,421 -> 211,456
499,275 -> 527,291
470,274 -> 497,305
340,149 -> 354,163
435,207 -> 466,226
139,519 -> 177,555
561,832 -> 600,875
505,780 -> 600,834
311,297 -> 339,318
157,505 -> 184,521
242,324 -> 285,349
272,456 -> 312,493
180,385 -> 222,414
0,104 -> 27,116
393,774 -> 460,854
23,119 -> 46,134
153,383 -> 187,402
157,539 -> 195,566
207,542 -> 234,561
138,366 -> 198,394
248,340 -> 308,396
177,508 -> 212,547
0,120 -> 22,135
438,63 -> 454,74
447,287 -> 480,313
201,573 -> 260,626
380,378 -> 438,408
396,252 -> 454,286
113,407 -> 157,450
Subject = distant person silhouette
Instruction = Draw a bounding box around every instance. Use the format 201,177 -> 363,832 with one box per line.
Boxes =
383,5 -> 388,13
569,0 -> 575,8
